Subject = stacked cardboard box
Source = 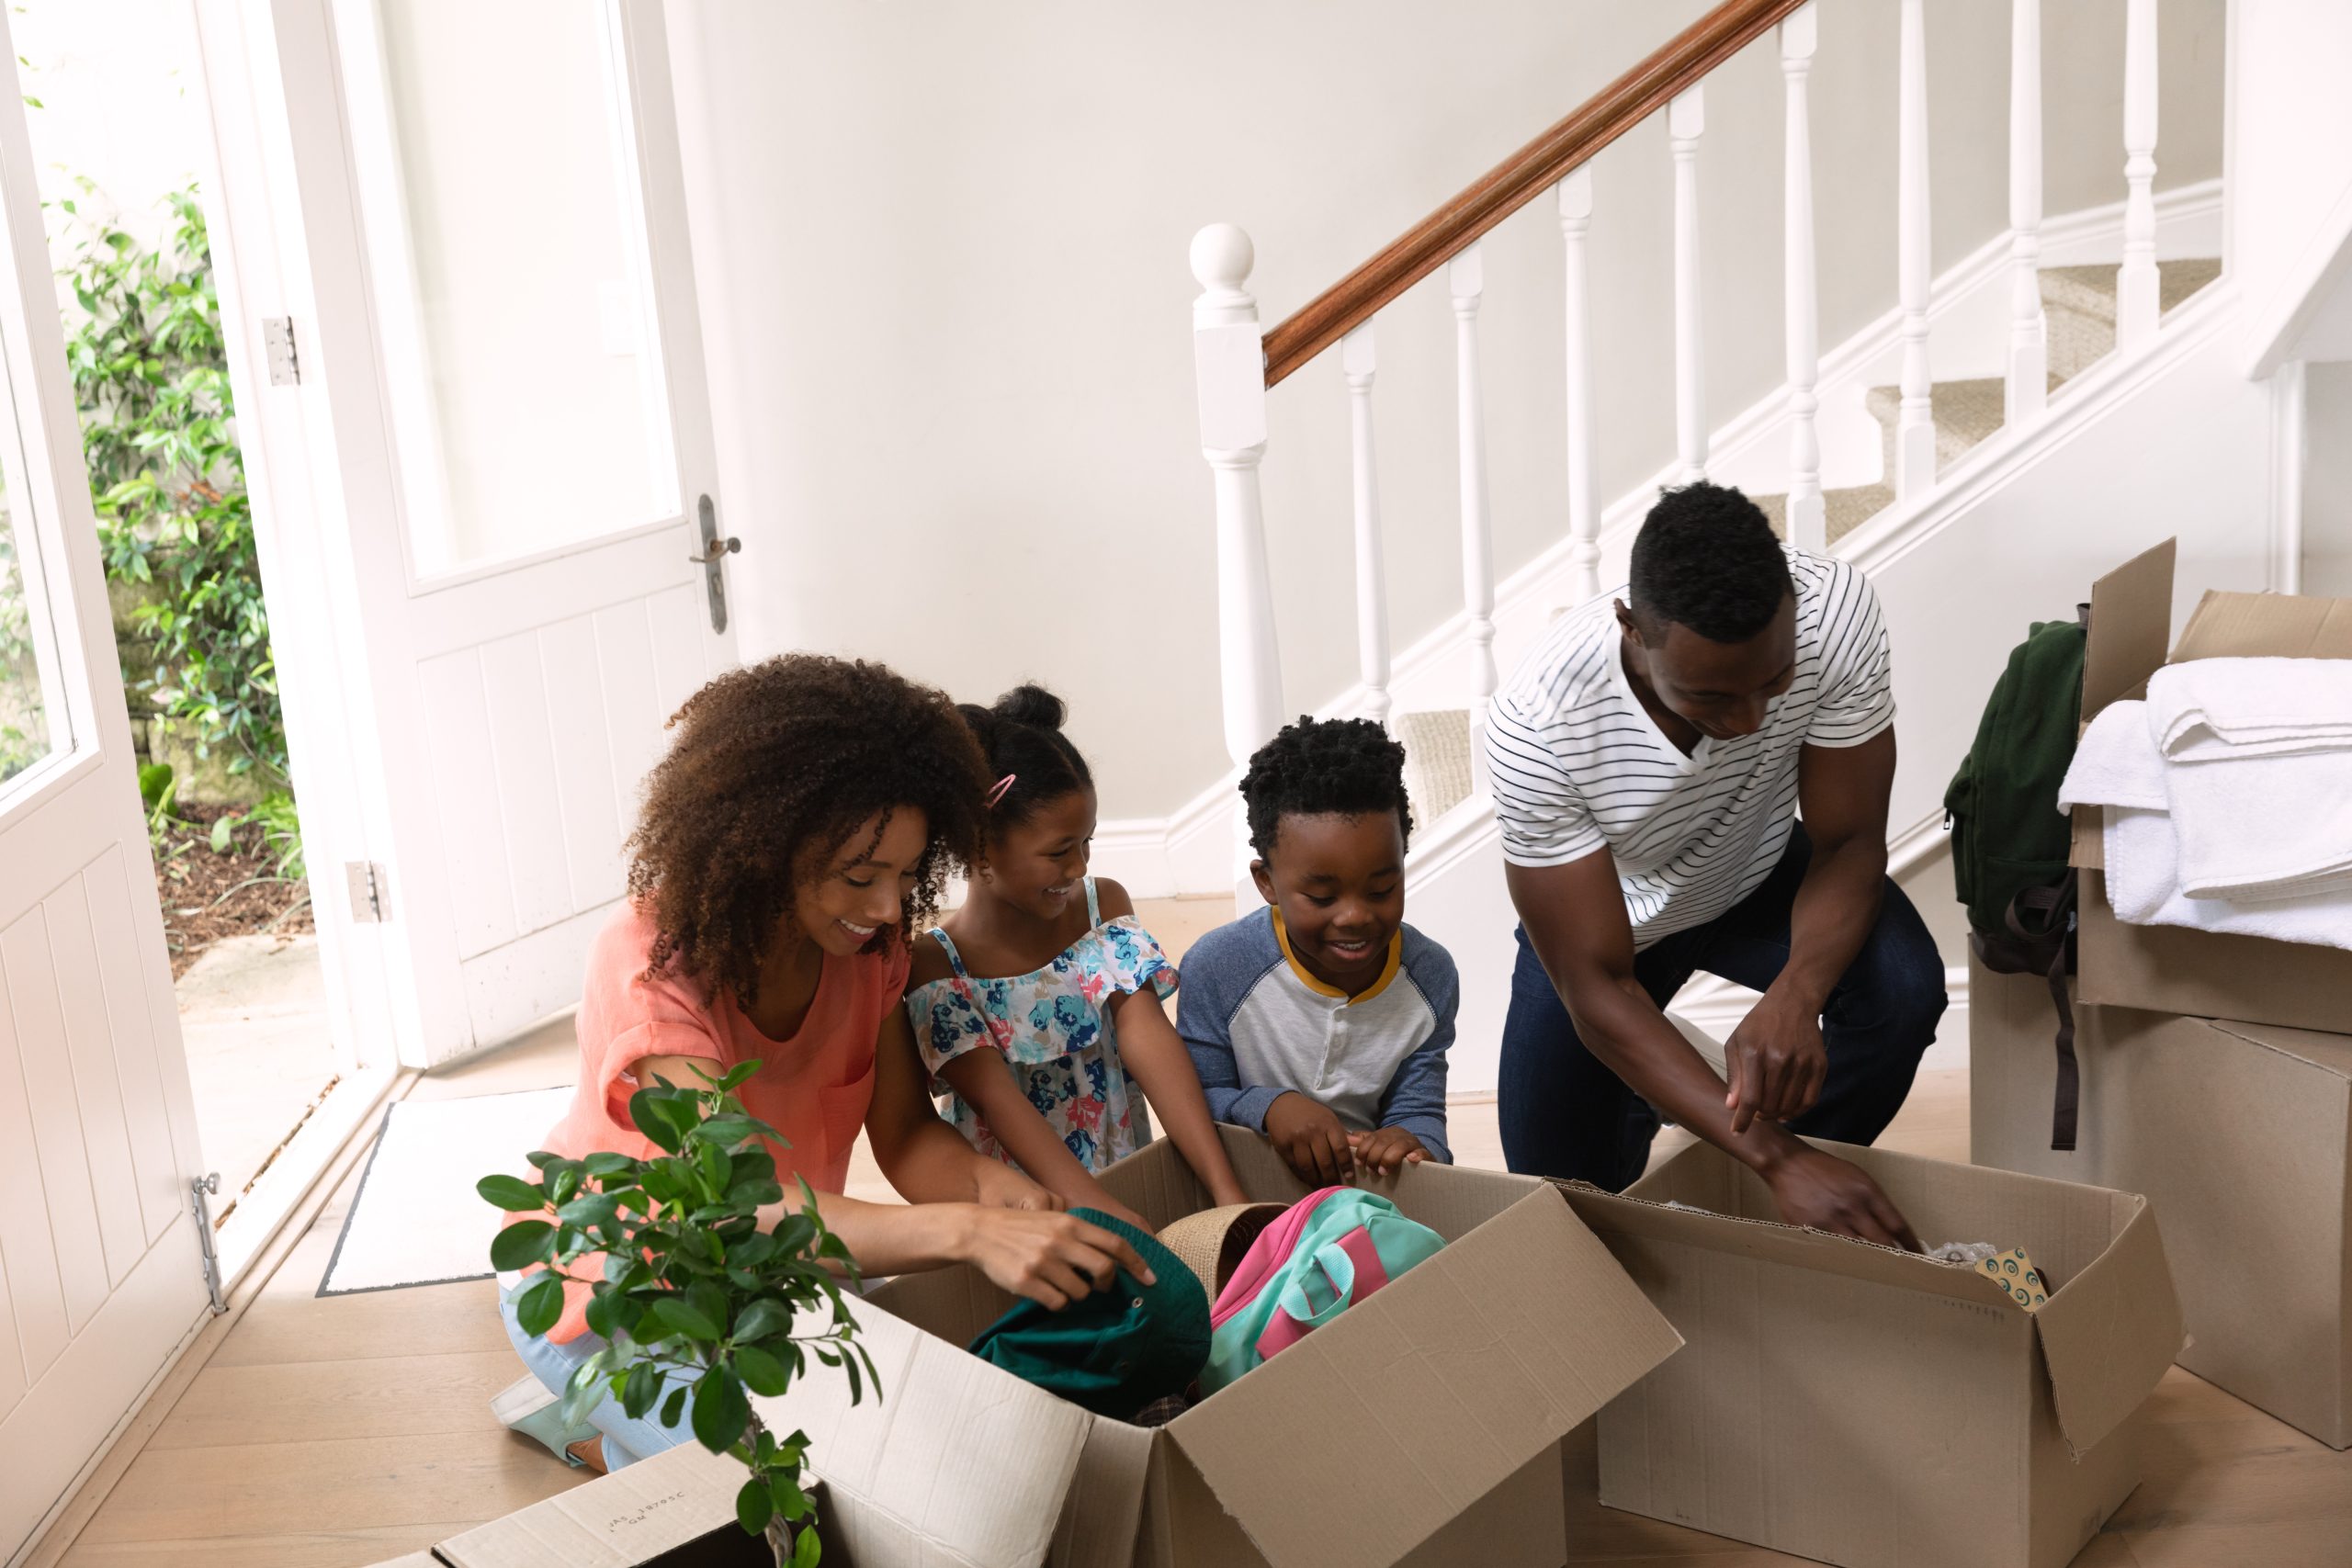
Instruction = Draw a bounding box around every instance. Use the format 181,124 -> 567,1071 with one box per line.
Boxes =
1561,1137 -> 2184,1568
1972,540 -> 2352,1450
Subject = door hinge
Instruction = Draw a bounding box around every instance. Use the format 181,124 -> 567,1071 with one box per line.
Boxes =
346,861 -> 390,923
263,317 -> 301,385
190,1174 -> 228,1314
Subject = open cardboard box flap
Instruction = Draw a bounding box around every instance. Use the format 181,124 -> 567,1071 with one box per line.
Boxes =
1160,1184 -> 1682,1568
433,1444 -> 748,1568
745,1290 -> 1092,1568
1564,1137 -> 2183,1456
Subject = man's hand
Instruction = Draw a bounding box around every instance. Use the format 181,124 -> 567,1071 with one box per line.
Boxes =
1264,1092 -> 1354,1184
1761,1143 -> 1921,1251
1348,1126 -> 1430,1176
970,1158 -> 1065,1213
1723,989 -> 1829,1134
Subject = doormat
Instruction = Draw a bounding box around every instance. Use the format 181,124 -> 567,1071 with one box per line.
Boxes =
318,1086 -> 572,1296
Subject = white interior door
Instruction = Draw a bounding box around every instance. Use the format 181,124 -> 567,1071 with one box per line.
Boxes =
238,0 -> 739,1066
0,4 -> 211,1552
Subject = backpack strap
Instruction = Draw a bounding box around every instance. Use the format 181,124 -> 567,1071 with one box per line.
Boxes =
2005,879 -> 2080,1152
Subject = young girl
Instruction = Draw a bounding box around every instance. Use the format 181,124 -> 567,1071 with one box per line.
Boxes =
502,657 -> 1152,1473
908,685 -> 1250,1224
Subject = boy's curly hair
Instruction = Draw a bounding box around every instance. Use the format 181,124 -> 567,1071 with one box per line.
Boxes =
1239,716 -> 1413,861
627,655 -> 989,1008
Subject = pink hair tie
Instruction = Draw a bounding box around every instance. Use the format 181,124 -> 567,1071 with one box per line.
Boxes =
985,773 -> 1017,808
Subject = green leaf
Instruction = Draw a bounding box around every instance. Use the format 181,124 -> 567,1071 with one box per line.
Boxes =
773,1469 -> 811,1522
526,1150 -> 560,1171
477,1174 -> 547,1213
695,1140 -> 732,1194
716,1061 -> 760,1091
621,1359 -> 663,1420
733,1344 -> 789,1398
583,1288 -> 618,1342
548,1164 -> 583,1206
489,1221 -> 554,1270
514,1274 -> 565,1338
556,1193 -> 619,1229
733,1298 -> 793,1344
662,1387 -> 688,1428
736,1476 -> 774,1535
629,1087 -> 686,1154
698,1114 -> 761,1148
560,1353 -> 611,1427
685,1280 -> 729,1338
691,1365 -> 750,1451
582,1151 -> 637,1177
794,1518 -> 821,1566
643,1295 -> 720,1342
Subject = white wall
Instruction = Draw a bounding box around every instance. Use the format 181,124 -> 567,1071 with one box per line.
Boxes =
668,0 -> 2226,820
2229,0 -> 2352,356
2302,359 -> 2352,596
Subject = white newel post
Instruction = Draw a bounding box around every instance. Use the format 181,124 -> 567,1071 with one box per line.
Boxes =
1895,0 -> 1935,500
1781,5 -> 1824,551
2006,0 -> 2048,427
1450,244 -> 1498,786
1558,167 -> 1601,604
1190,225 -> 1283,892
1342,324 -> 1391,728
1669,86 -> 1707,484
2118,0 -> 2160,347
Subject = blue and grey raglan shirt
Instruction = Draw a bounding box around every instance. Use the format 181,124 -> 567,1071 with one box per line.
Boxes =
1177,907 -> 1455,1163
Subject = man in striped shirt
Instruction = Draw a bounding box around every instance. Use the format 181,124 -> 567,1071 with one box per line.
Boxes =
1487,483 -> 1943,1249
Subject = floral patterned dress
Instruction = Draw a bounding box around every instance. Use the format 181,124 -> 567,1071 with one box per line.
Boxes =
907,879 -> 1176,1171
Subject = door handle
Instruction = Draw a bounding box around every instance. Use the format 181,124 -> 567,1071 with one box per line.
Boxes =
693,495 -> 736,633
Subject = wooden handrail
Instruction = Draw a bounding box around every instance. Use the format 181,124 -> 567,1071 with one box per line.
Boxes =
1261,0 -> 1808,388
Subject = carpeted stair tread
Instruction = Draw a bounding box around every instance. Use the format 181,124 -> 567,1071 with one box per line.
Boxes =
2041,256 -> 2222,384
1862,377 -> 2008,469
1753,483 -> 1900,547
1395,707 -> 1476,827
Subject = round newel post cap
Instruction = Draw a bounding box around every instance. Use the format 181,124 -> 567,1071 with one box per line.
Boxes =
1190,224 -> 1255,294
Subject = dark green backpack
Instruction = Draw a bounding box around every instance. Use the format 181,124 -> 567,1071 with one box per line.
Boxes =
1945,615 -> 2087,1150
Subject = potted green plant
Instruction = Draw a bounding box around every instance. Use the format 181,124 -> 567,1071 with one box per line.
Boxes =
481,1062 -> 879,1567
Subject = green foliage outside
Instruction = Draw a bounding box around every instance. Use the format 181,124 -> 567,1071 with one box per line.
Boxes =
57,179 -> 286,789
482,1062 -> 875,1564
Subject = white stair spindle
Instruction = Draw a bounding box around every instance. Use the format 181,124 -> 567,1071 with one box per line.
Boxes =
1558,167 -> 1601,604
1781,6 -> 1824,550
2006,0 -> 2047,426
1669,87 -> 1706,484
1342,325 -> 1391,728
1895,0 -> 1935,500
1189,224 -> 1283,890
1450,244 -> 1497,784
2118,0 -> 2160,347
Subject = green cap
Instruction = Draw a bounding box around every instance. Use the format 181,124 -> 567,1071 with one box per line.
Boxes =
967,1208 -> 1211,1420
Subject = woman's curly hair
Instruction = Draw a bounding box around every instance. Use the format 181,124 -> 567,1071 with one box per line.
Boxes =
626,655 -> 989,1008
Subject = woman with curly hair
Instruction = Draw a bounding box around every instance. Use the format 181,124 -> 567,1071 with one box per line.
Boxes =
500,655 -> 1149,1472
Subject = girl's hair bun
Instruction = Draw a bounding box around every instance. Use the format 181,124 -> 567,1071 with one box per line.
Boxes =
993,682 -> 1067,731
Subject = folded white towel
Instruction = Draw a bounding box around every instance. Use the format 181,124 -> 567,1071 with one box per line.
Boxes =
2164,744 -> 2352,901
2148,657 -> 2352,761
2099,801 -> 2352,952
2055,701 -> 2167,812
2059,700 -> 2352,946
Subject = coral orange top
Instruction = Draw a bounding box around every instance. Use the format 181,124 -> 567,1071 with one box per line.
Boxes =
522,901 -> 910,1343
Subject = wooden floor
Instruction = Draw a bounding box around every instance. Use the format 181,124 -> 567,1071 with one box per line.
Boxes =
38,897 -> 2352,1566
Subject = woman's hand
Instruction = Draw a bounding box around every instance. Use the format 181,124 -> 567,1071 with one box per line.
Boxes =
955,1207 -> 1155,1310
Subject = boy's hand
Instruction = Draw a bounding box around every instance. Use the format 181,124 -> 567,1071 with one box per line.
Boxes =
1264,1092 -> 1354,1184
1348,1126 -> 1430,1176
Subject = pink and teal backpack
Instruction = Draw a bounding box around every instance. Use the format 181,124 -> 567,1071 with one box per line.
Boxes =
1199,1186 -> 1446,1393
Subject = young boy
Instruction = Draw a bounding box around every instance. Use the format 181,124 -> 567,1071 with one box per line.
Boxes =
1179,716 -> 1457,1183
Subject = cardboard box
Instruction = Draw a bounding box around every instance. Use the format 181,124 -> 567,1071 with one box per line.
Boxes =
1973,953 -> 2352,1448
422,1443 -> 822,1567
821,1128 -> 1683,1568
1561,1138 -> 2184,1568
2068,538 -> 2352,1035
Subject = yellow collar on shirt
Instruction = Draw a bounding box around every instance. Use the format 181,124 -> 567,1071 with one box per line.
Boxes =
1272,910 -> 1402,1005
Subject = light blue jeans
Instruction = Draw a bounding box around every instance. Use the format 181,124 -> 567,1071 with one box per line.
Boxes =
499,1282 -> 693,1472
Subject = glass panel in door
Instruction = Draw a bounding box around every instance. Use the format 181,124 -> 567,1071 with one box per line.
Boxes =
356,0 -> 677,579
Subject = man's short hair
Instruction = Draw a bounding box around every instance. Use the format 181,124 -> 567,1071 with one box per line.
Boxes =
1627,482 -> 1793,643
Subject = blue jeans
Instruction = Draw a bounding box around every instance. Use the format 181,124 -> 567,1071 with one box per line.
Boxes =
1498,824 -> 1946,1191
499,1282 -> 691,1472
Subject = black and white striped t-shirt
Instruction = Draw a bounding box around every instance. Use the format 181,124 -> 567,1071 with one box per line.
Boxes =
1485,547 -> 1894,948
